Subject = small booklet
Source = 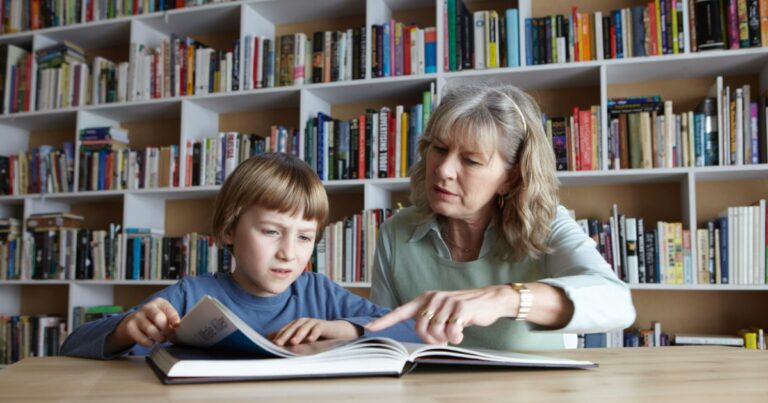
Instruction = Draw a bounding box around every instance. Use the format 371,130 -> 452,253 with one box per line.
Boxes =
147,295 -> 597,384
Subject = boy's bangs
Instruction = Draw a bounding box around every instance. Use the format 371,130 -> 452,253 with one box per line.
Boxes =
254,171 -> 326,224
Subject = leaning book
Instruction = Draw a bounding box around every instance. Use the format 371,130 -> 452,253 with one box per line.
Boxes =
147,295 -> 597,384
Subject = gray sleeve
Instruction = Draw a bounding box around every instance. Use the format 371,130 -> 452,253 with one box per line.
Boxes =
537,206 -> 636,334
369,218 -> 402,309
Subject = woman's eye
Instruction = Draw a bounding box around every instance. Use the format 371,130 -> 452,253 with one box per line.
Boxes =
432,145 -> 447,153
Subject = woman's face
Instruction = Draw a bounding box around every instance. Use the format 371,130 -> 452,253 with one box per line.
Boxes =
425,137 -> 511,222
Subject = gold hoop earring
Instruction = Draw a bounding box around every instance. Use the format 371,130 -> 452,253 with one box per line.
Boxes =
497,194 -> 505,209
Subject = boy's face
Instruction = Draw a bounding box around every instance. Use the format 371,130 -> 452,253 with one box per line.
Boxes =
226,205 -> 318,297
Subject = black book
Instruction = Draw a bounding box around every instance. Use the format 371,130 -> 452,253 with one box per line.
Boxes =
192,142 -> 201,186
312,31 -> 324,83
357,26 -> 366,80
644,229 -> 657,284
694,0 -> 726,50
349,118 -> 359,179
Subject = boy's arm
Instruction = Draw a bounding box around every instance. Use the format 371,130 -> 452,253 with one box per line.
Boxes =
59,280 -> 186,359
318,276 -> 421,343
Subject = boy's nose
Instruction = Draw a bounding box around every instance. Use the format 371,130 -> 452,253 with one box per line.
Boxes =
276,239 -> 296,261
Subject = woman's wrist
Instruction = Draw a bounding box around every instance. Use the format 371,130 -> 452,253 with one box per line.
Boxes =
488,284 -> 522,319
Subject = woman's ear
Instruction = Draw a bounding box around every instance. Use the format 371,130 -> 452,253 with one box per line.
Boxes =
501,164 -> 521,194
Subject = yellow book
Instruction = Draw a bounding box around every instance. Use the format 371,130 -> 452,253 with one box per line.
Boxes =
488,11 -> 499,68
591,106 -> 599,170
742,331 -> 757,349
671,2 -> 679,54
401,111 -> 408,176
187,45 -> 194,95
674,222 -> 683,285
655,0 -> 663,54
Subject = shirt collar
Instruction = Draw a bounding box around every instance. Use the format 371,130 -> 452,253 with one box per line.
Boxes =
408,214 -> 498,243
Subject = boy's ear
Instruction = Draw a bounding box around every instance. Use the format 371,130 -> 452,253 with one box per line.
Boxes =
222,228 -> 234,245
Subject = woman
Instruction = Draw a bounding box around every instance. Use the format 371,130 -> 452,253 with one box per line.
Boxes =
365,82 -> 635,349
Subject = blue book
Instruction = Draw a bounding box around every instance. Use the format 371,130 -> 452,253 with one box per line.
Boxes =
717,216 -> 729,284
132,237 -> 141,280
382,23 -> 391,77
506,9 -> 519,67
524,18 -> 533,65
631,6 -> 646,56
425,29 -> 437,73
583,333 -> 607,348
612,10 -> 623,58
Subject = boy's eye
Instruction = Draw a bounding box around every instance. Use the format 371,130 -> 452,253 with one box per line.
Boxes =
299,235 -> 314,242
263,229 -> 279,236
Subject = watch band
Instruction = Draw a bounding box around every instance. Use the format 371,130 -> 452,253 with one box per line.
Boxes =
511,283 -> 533,321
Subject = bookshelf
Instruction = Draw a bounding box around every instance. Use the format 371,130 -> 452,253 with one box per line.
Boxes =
0,0 -> 767,359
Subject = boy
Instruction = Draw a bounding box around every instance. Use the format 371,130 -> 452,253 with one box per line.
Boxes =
60,153 -> 419,359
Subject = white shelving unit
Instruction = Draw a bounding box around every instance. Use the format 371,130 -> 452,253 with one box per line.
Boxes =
0,0 -> 767,344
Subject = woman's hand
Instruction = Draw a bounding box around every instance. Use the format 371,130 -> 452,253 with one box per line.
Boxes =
270,318 -> 362,346
365,285 -> 518,345
107,297 -> 181,353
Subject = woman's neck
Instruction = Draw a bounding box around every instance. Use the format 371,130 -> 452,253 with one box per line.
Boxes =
439,210 -> 494,261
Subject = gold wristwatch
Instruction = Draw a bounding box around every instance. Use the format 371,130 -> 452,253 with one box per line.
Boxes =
511,283 -> 533,321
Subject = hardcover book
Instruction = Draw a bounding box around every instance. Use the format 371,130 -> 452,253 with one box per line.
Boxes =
147,295 -> 597,384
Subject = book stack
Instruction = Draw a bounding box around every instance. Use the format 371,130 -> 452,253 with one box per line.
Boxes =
0,43 -> 33,114
0,315 -> 66,364
35,41 -> 88,111
0,217 -> 21,280
545,106 -> 603,171
71,305 -> 124,331
24,212 -> 84,280
371,20 -> 436,77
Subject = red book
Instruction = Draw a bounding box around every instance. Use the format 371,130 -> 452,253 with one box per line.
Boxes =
610,25 -> 617,59
578,109 -> 593,171
253,37 -> 260,88
387,113 -> 396,177
403,26 -> 412,76
24,53 -> 32,112
357,115 -> 366,179
572,7 -> 580,61
648,2 -> 658,56
572,107 -> 581,170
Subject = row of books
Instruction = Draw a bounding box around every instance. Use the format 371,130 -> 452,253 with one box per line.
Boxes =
526,3 -> 685,66
583,321 -> 767,349
545,106 -> 603,172
445,2 -> 519,71
310,208 -> 393,284
573,205 -> 692,285
124,229 -> 233,281
371,20 -> 437,77
697,201 -> 767,285
303,85 -> 435,181
0,0 -> 230,34
690,0 -> 768,51
0,144 -> 76,195
0,315 -> 66,365
184,127 -> 298,187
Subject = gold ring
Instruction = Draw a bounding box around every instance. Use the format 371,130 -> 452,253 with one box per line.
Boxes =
448,317 -> 464,326
420,310 -> 435,320
430,316 -> 446,325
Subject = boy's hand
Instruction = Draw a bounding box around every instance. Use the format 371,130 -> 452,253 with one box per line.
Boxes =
270,318 -> 361,346
107,297 -> 181,352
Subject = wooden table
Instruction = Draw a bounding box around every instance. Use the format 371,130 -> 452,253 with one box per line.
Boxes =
0,346 -> 766,402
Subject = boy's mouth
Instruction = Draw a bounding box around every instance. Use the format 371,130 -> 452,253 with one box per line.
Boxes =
270,268 -> 293,278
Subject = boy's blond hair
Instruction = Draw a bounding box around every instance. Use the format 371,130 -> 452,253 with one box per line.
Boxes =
212,152 -> 329,251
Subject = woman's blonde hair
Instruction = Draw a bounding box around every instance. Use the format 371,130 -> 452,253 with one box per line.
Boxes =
212,152 -> 329,251
409,82 -> 559,261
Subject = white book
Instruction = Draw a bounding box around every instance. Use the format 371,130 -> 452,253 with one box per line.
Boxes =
473,11 -> 487,69
674,333 -> 744,347
758,200 -> 766,284
417,28 -> 425,75
594,11 -> 603,61
395,105 -> 403,178
294,33 -> 306,85
148,295 -> 596,384
625,217 -> 639,284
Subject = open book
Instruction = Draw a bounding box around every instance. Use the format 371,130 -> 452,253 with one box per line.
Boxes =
147,295 -> 597,384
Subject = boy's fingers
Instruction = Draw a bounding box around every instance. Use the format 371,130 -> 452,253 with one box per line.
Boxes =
157,300 -> 181,328
365,302 -> 420,332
